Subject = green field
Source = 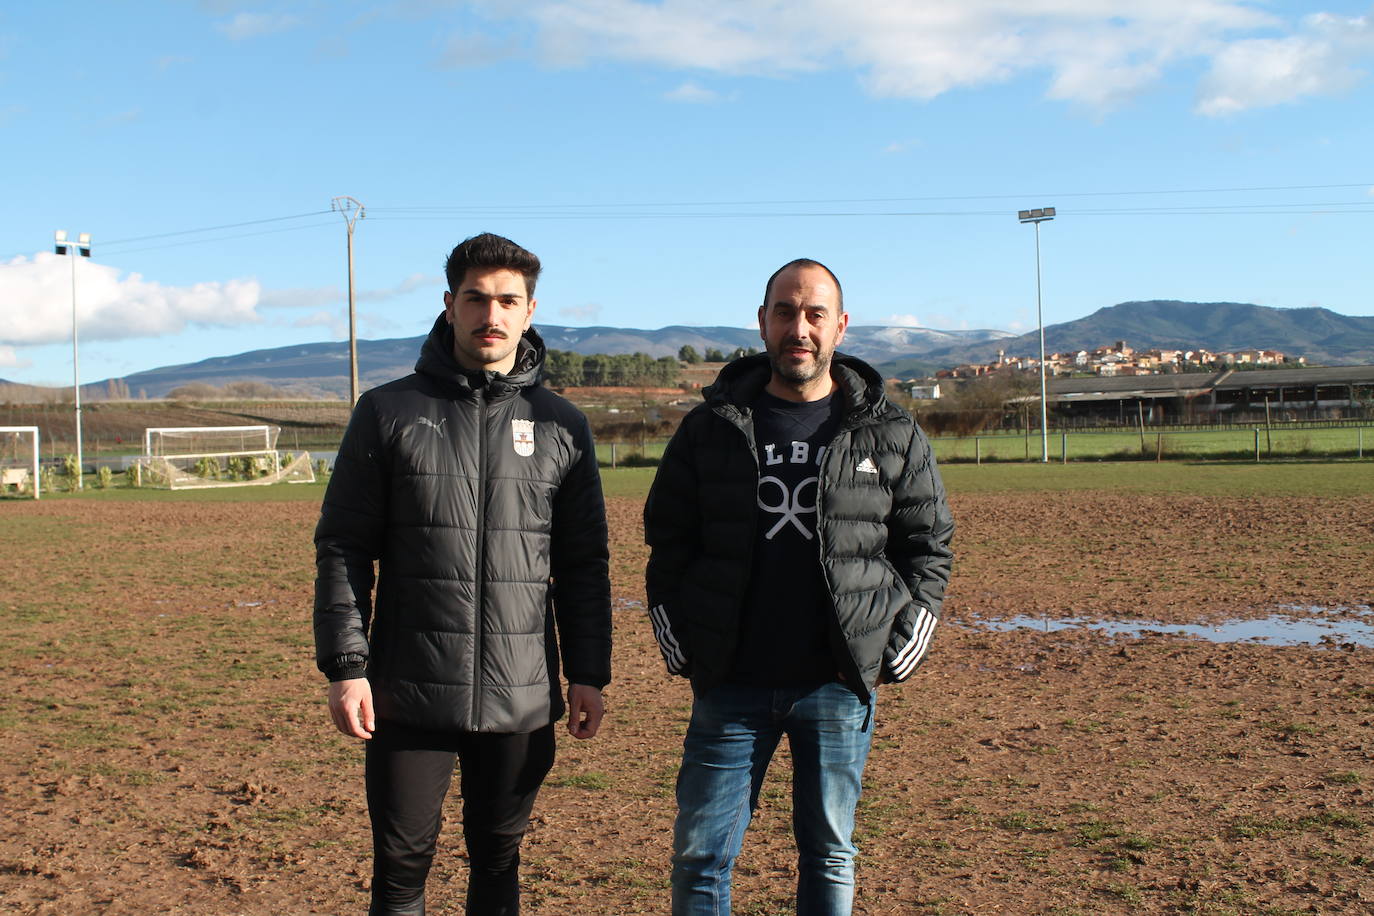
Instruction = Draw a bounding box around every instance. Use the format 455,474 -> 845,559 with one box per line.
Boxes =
11,458 -> 1370,505
932,424 -> 1373,463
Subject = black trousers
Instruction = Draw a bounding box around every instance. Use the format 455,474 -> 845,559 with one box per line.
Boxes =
364,722 -> 556,916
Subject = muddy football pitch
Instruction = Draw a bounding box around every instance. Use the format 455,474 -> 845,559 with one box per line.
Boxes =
1,463 -> 1371,914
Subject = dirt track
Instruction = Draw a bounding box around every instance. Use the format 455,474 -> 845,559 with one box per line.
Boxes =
0,488 -> 1370,914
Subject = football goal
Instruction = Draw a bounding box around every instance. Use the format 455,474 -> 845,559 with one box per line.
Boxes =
0,426 -> 40,499
137,425 -> 315,489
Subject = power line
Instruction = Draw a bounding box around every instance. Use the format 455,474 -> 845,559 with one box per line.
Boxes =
101,210 -> 334,247
366,182 -> 1374,212
20,181 -> 1370,259
99,219 -> 339,256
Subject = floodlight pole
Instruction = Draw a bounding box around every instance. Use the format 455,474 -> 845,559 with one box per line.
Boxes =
1017,208 -> 1055,463
54,231 -> 92,489
332,196 -> 366,405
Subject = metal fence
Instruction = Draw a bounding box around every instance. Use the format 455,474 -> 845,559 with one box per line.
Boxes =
934,425 -> 1372,464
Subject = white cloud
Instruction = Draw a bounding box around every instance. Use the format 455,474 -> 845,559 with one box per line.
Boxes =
439,32 -> 517,68
289,310 -> 346,336
0,346 -> 31,370
0,253 -> 261,346
664,81 -> 722,103
259,285 -> 340,310
258,273 -> 439,310
874,313 -> 926,327
559,302 -> 602,321
215,12 -> 303,40
881,138 -> 922,154
1197,11 -> 1374,115
457,1 -> 1374,112
360,272 -> 442,302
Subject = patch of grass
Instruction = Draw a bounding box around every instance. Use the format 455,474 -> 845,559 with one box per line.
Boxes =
547,770 -> 611,790
1103,881 -> 1143,904
1061,718 -> 1104,733
1227,810 -> 1365,838
1264,720 -> 1321,737
1074,821 -> 1122,846
1323,771 -> 1361,786
995,811 -> 1056,833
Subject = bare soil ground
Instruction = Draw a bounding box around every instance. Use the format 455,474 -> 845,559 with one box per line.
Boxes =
1,487 -> 1370,915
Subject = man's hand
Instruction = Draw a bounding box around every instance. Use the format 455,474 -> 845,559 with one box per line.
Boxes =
328,678 -> 375,739
566,684 -> 604,739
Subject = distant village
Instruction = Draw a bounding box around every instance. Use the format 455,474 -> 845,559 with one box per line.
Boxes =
936,340 -> 1303,381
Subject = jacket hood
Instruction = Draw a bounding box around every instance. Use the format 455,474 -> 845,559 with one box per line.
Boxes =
703,351 -> 891,421
415,311 -> 547,395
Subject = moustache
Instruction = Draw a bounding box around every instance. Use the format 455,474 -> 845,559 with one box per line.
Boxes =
473,327 -> 508,339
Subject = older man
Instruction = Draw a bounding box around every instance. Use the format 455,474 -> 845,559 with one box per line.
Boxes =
645,258 -> 955,915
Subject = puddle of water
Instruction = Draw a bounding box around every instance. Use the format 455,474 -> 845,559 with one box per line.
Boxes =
963,606 -> 1373,648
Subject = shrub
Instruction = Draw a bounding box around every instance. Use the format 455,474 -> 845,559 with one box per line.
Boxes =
60,454 -> 81,490
96,466 -> 113,489
193,456 -> 221,479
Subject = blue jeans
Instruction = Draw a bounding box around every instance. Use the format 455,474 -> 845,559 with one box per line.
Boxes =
671,682 -> 876,916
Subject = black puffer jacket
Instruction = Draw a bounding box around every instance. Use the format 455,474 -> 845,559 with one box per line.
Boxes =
313,315 -> 611,734
644,352 -> 954,701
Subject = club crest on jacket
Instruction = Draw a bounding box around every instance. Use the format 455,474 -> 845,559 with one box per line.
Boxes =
511,419 -> 535,457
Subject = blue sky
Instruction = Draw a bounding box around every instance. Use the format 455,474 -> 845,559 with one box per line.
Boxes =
3,1 -> 1373,387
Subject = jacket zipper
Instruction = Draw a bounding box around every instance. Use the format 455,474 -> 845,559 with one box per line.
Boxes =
471,389 -> 487,728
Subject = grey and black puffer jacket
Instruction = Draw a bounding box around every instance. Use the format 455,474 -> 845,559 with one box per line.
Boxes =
644,352 -> 954,702
313,314 -> 611,734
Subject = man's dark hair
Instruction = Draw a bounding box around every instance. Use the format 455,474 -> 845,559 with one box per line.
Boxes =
762,258 -> 844,310
444,233 -> 542,297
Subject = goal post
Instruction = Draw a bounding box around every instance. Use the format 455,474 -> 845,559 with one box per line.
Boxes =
138,425 -> 315,489
0,426 -> 41,499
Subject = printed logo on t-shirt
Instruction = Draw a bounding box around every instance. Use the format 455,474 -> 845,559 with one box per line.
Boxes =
757,439 -> 828,541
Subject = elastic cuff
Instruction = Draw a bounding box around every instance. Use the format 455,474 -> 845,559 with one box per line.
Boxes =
323,653 -> 368,682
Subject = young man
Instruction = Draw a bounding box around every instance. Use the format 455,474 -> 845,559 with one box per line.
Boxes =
645,259 -> 955,915
314,233 -> 612,916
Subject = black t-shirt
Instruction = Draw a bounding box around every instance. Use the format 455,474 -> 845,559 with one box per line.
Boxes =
728,390 -> 844,686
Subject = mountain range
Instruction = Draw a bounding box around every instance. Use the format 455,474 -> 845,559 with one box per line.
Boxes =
6,301 -> 1372,399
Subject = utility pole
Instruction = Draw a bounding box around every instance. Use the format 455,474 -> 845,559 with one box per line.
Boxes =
332,197 -> 365,405
54,231 -> 92,489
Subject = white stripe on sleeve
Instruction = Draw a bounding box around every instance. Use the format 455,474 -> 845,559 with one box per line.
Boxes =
891,607 -> 937,681
649,603 -> 688,673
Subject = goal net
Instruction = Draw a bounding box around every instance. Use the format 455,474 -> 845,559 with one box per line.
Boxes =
0,426 -> 40,499
137,425 -> 315,489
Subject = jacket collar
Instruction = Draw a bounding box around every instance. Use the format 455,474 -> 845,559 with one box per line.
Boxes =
704,351 -> 891,424
414,312 -> 546,398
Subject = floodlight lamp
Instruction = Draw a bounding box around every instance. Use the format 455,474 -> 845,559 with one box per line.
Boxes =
79,246 -> 92,258
78,233 -> 91,245
1044,207 -> 1056,218
55,244 -> 68,255
55,230 -> 68,243
1018,210 -> 1031,220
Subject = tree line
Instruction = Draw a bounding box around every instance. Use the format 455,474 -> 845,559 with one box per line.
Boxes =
544,346 -> 758,388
